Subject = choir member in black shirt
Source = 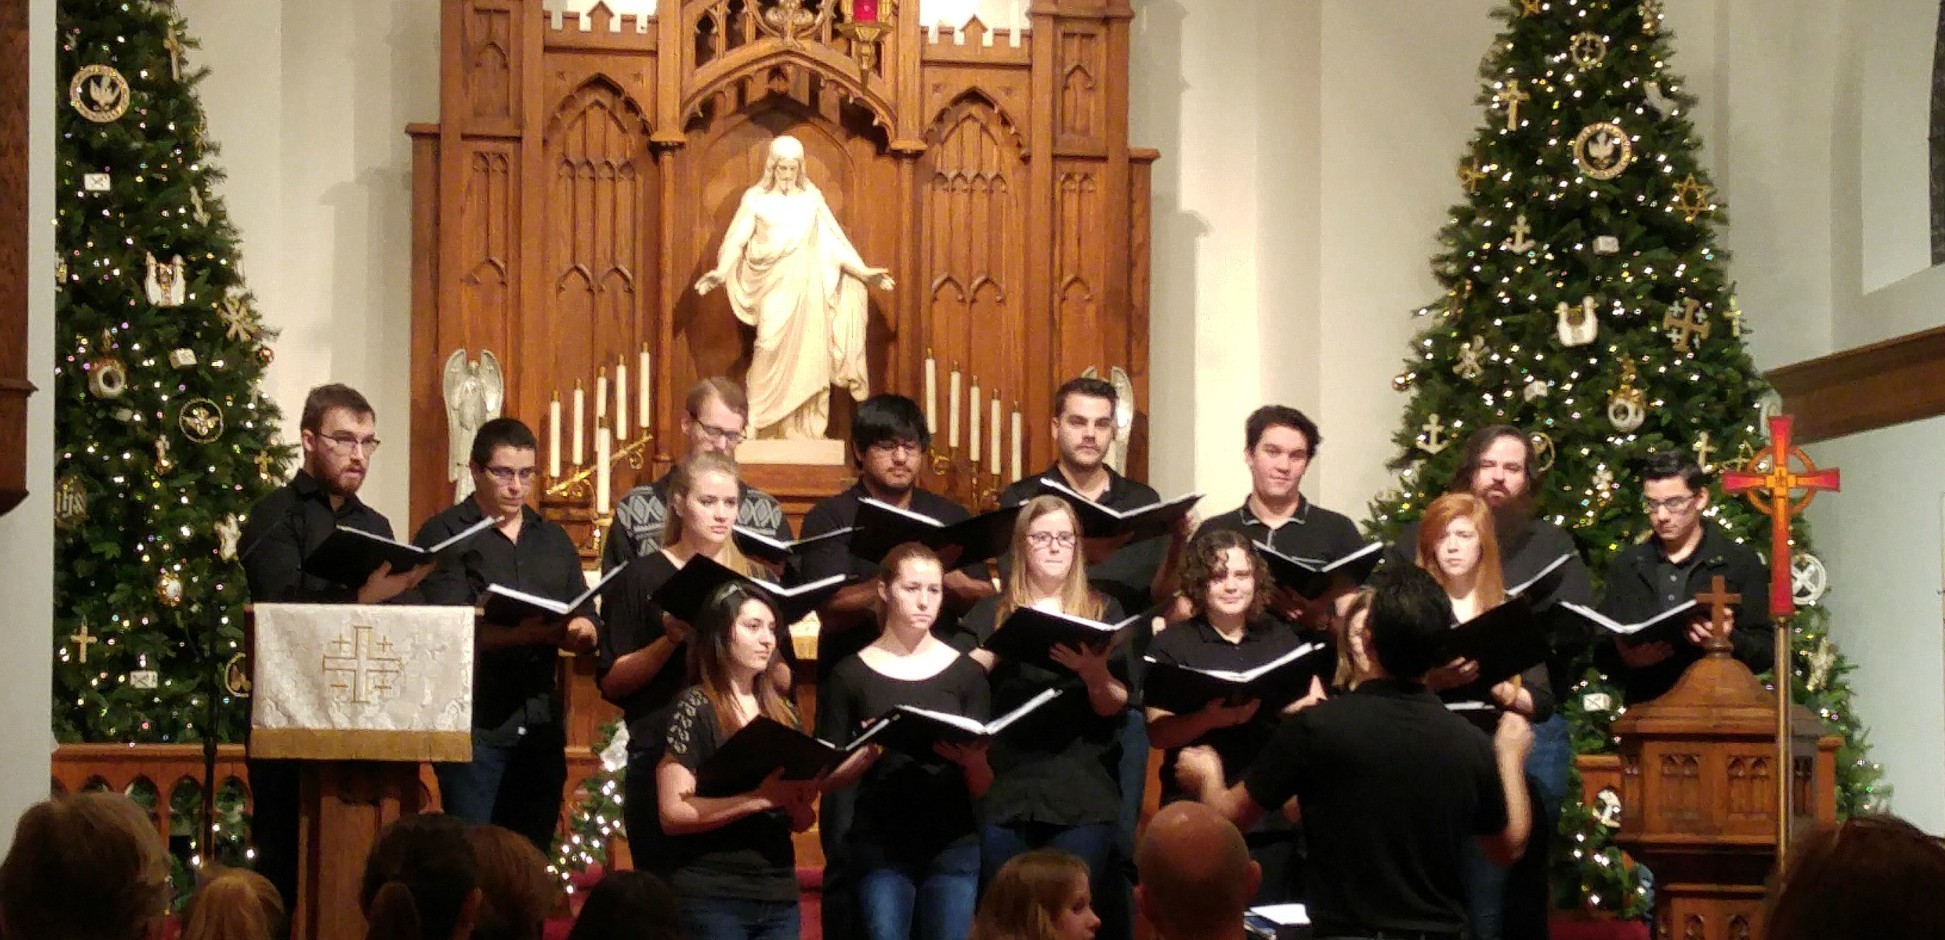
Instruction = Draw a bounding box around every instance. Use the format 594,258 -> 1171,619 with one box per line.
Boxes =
658,582 -> 826,940
1177,405 -> 1365,629
816,544 -> 993,940
1412,492 -> 1552,940
1145,529 -> 1324,905
598,451 -> 768,878
238,383 -> 432,915
1176,565 -> 1535,940
949,495 -> 1129,935
602,378 -> 792,572
412,418 -> 597,852
1593,453 -> 1772,704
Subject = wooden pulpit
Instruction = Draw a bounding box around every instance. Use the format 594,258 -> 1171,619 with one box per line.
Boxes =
251,604 -> 475,940
1611,617 -> 1836,940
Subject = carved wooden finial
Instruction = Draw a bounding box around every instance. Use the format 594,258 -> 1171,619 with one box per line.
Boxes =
1695,574 -> 1740,655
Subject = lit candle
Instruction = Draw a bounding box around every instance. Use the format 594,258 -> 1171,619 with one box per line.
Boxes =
948,367 -> 962,449
548,394 -> 562,479
615,360 -> 628,442
595,367 -> 608,424
572,381 -> 585,465
595,426 -> 612,511
969,377 -> 982,455
649,346 -> 665,430
854,0 -> 878,22
990,395 -> 1002,475
924,353 -> 938,436
1011,406 -> 1023,481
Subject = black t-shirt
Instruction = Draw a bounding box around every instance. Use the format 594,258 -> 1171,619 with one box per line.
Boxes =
1146,617 -> 1310,808
950,593 -> 1128,827
1197,497 -> 1365,570
999,464 -> 1167,617
816,651 -> 991,866
662,687 -> 800,902
1242,678 -> 1506,935
597,552 -> 689,755
415,501 -> 591,742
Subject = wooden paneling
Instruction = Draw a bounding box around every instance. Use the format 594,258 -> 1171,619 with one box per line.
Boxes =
0,0 -> 34,517
1767,324 -> 1945,444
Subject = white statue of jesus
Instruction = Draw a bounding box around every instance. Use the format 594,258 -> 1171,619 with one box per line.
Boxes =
696,135 -> 894,440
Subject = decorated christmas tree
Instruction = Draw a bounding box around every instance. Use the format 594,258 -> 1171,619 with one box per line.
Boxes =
1364,0 -> 1886,916
52,0 -> 289,755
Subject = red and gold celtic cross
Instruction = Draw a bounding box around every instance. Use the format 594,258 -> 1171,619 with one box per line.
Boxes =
1721,415 -> 1840,619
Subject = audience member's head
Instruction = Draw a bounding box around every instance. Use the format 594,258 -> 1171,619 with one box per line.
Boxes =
180,865 -> 286,940
360,813 -> 480,940
1764,813 -> 1945,940
969,848 -> 1099,940
1333,586 -> 1379,689
463,826 -> 553,940
1362,563 -> 1455,681
0,791 -> 171,940
563,870 -> 683,940
1135,802 -> 1259,940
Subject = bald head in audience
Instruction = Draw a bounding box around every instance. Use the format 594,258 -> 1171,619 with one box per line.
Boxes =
1135,802 -> 1260,940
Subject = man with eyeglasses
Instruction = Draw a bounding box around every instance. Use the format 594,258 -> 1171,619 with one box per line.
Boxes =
792,392 -> 996,940
600,377 -> 792,572
410,417 -> 599,851
239,382 -> 431,917
1593,451 -> 1772,704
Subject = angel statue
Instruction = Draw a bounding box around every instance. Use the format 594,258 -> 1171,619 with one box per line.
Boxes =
443,349 -> 505,502
696,135 -> 895,441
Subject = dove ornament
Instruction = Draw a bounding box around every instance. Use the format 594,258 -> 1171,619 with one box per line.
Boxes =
1571,121 -> 1633,180
68,64 -> 131,123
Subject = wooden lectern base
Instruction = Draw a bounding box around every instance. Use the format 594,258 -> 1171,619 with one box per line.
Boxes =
294,761 -> 428,940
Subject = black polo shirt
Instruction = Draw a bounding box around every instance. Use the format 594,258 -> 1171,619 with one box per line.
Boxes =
1198,497 -> 1365,568
240,469 -> 401,602
1147,616 -> 1311,807
601,471 -> 793,573
1592,525 -> 1773,703
999,463 -> 1167,623
415,499 -> 592,742
1243,678 -> 1505,936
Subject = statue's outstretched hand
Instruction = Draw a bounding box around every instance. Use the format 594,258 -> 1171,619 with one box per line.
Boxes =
695,270 -> 724,295
862,267 -> 895,291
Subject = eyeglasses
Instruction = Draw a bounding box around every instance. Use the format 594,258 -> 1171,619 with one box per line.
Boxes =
869,439 -> 922,456
693,420 -> 745,447
320,432 -> 381,455
1643,494 -> 1699,514
1027,531 -> 1078,548
484,466 -> 537,483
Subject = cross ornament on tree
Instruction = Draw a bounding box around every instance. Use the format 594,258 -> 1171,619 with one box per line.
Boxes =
1663,298 -> 1711,353
1498,78 -> 1530,130
70,623 -> 99,664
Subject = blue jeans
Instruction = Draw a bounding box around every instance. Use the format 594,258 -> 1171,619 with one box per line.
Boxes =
1461,835 -> 1508,940
676,895 -> 800,940
856,841 -> 980,940
432,723 -> 566,853
1526,714 -> 1571,828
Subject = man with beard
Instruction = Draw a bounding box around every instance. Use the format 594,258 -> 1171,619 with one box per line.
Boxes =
794,392 -> 995,940
1380,424 -> 1591,940
1591,452 -> 1772,704
239,383 -> 434,919
600,377 -> 792,572
413,417 -> 600,852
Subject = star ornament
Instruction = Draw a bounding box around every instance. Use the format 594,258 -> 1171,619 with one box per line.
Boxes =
219,296 -> 261,343
1670,174 -> 1715,222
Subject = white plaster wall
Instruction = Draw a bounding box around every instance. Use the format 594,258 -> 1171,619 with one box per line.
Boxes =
1859,0 -> 1938,293
0,0 -> 59,846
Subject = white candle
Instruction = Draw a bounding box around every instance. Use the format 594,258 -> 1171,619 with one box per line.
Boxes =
1011,407 -> 1023,481
970,378 -> 982,455
639,347 -> 652,429
615,361 -> 628,442
572,382 -> 586,465
990,396 -> 1002,475
595,368 -> 608,423
595,426 -> 612,510
548,395 -> 563,479
924,354 -> 938,436
948,368 -> 962,449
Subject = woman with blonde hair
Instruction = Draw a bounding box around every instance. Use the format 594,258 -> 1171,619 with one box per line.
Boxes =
0,791 -> 172,940
181,865 -> 286,940
968,849 -> 1100,940
1412,491 -> 1550,940
946,496 -> 1129,918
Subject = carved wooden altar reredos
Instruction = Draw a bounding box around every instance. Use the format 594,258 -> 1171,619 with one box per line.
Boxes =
407,0 -> 1155,528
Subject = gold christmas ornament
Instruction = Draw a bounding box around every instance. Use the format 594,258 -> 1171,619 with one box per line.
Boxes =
256,450 -> 277,479
1520,0 -> 1543,18
1392,371 -> 1417,392
168,348 -> 197,370
1495,79 -> 1531,132
1458,157 -> 1486,194
178,397 -> 225,444
1568,32 -> 1608,69
1640,0 -> 1664,34
1805,636 -> 1836,692
1555,296 -> 1598,347
1417,413 -> 1452,455
68,623 -> 99,664
218,296 -> 260,343
55,258 -> 69,285
1723,297 -> 1745,337
225,652 -> 253,698
54,473 -> 90,530
189,188 -> 211,226
144,253 -> 188,307
1669,174 -> 1714,222
1692,430 -> 1716,469
1607,360 -> 1648,432
156,570 -> 186,608
257,345 -> 275,366
1591,463 -> 1616,500
1572,122 -> 1633,179
68,64 -> 131,123
1662,298 -> 1711,353
1500,214 -> 1536,253
1454,336 -> 1487,381
154,436 -> 175,473
1529,431 -> 1556,472
87,333 -> 129,400
215,514 -> 243,561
